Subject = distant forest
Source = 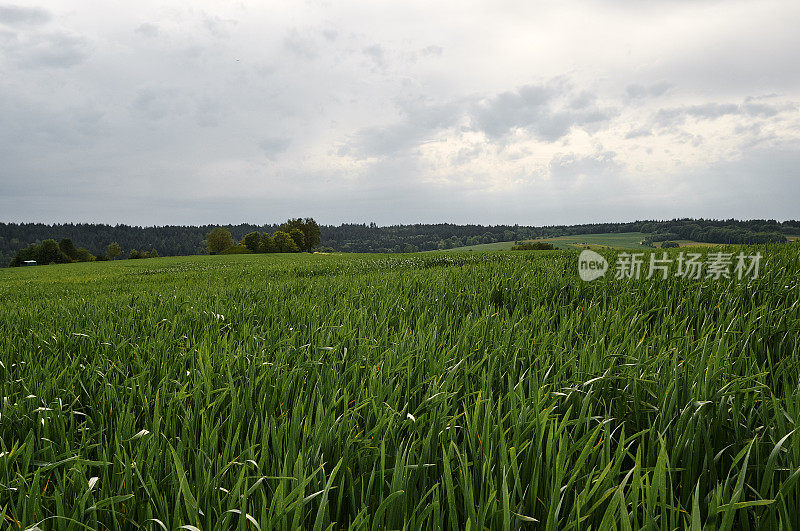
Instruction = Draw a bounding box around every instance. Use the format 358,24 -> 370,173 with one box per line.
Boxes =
1,218 -> 797,267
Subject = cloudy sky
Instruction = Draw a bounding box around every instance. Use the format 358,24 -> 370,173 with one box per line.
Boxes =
1,1 -> 798,226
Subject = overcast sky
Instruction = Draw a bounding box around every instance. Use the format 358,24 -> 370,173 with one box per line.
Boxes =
1,1 -> 798,226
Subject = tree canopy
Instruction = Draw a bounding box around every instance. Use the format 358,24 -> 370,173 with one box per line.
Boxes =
206,227 -> 234,254
280,218 -> 321,252
242,231 -> 261,253
9,239 -> 91,267
273,231 -> 299,253
107,242 -> 122,259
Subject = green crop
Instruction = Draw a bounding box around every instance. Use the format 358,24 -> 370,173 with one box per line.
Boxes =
1,246 -> 799,529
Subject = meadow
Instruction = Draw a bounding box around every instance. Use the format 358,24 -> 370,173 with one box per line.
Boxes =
445,232 -> 650,251
1,247 -> 799,529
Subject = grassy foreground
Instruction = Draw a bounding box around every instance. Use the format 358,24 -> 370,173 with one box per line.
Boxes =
1,248 -> 799,529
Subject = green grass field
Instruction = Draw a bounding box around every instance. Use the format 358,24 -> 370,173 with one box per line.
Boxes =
443,241 -> 520,252
537,232 -> 650,249
1,247 -> 799,529
446,232 -> 650,251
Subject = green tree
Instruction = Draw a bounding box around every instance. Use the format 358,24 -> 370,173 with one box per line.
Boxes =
107,242 -> 122,260
38,239 -> 72,265
74,248 -> 95,262
206,227 -> 234,254
288,228 -> 305,250
280,217 -> 321,252
242,231 -> 261,253
129,249 -> 141,259
259,233 -> 276,253
301,217 -> 321,251
273,231 -> 299,253
59,238 -> 79,260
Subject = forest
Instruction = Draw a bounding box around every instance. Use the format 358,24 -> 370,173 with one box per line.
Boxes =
0,218 -> 796,266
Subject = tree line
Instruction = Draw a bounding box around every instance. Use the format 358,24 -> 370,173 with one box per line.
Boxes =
640,223 -> 788,246
5,219 -> 321,266
8,238 -> 160,266
1,218 -> 797,266
206,218 -> 321,254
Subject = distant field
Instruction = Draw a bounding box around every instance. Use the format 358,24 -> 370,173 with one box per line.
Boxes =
443,240 -> 519,251
655,237 -> 800,248
538,232 -> 650,249
658,240 -> 721,248
444,231 -> 784,252
446,232 -> 650,251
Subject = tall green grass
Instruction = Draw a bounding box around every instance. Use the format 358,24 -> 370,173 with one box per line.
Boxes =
1,247 -> 799,529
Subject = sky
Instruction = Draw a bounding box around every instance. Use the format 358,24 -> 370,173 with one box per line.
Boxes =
1,0 -> 799,226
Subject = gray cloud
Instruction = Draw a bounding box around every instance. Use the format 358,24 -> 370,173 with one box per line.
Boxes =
549,151 -> 622,183
569,90 -> 596,109
194,97 -> 222,128
11,32 -> 90,69
626,82 -> 673,99
135,23 -> 159,38
654,100 -> 795,126
470,82 -> 617,142
343,80 -> 621,162
420,45 -> 443,57
403,44 -> 444,64
259,137 -> 291,159
130,88 -> 193,122
625,127 -> 652,139
741,101 -> 784,118
452,144 -> 485,166
471,84 -> 558,139
283,29 -> 317,59
362,44 -> 385,69
202,14 -> 236,39
0,5 -> 50,26
343,99 -> 463,159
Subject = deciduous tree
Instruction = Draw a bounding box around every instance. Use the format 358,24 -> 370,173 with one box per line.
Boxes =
259,232 -> 276,253
288,229 -> 305,250
59,238 -> 79,260
273,231 -> 299,253
107,242 -> 122,260
242,231 -> 261,253
206,227 -> 234,254
280,217 -> 321,251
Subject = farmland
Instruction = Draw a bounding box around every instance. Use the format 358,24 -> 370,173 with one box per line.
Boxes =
446,232 -> 651,251
1,247 -> 799,529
